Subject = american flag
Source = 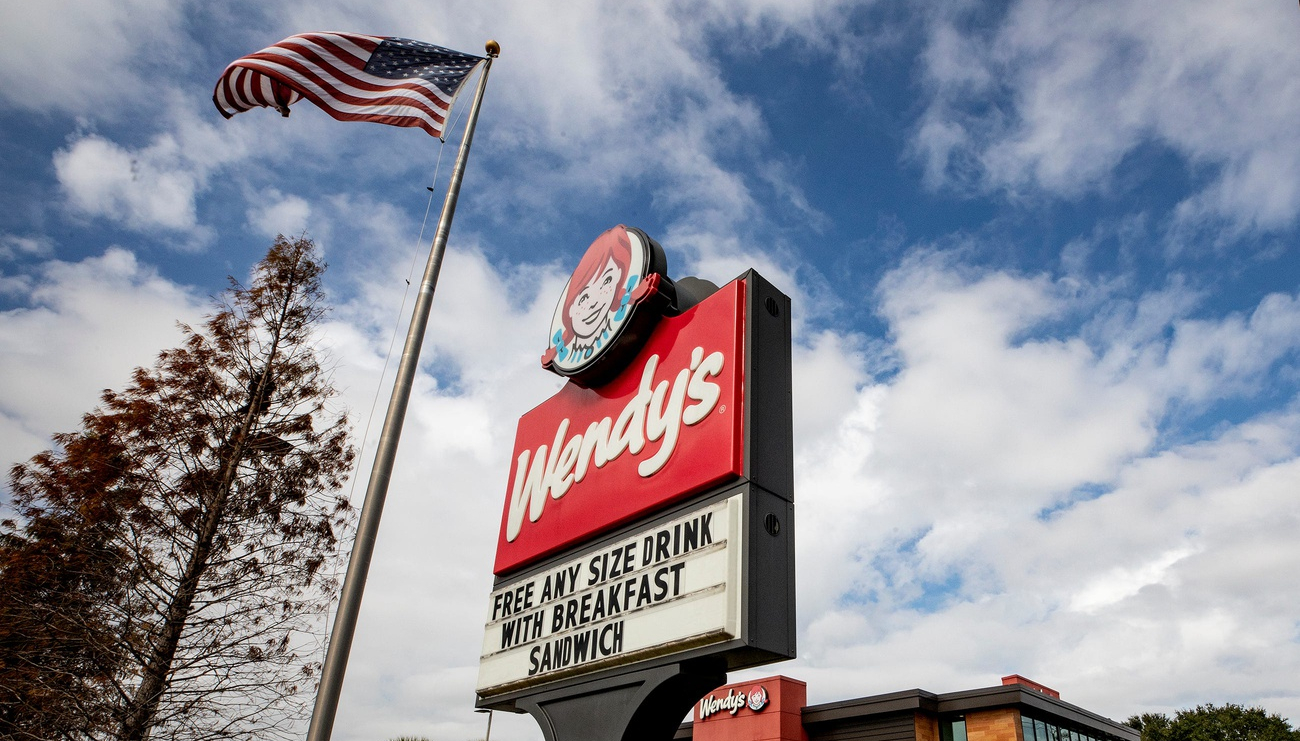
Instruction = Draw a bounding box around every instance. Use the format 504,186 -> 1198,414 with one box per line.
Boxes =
213,32 -> 484,138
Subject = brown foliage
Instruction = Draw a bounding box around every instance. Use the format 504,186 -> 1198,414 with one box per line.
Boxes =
1,236 -> 356,741
0,428 -> 136,740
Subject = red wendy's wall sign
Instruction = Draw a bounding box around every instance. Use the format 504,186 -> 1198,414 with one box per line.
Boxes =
698,684 -> 770,719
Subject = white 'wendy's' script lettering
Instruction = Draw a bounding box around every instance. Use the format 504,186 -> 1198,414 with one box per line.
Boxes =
506,346 -> 726,542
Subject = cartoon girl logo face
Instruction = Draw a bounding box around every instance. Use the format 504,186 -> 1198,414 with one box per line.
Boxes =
543,225 -> 658,378
566,255 -> 626,342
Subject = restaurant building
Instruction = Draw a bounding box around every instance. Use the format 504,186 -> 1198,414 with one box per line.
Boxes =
677,675 -> 1138,741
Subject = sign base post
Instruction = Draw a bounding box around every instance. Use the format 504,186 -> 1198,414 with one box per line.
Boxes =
515,660 -> 726,741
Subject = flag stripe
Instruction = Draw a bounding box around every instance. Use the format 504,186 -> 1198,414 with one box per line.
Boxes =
234,58 -> 453,132
276,36 -> 454,102
280,32 -> 377,72
268,34 -> 457,105
213,32 -> 481,138
214,71 -> 237,116
244,46 -> 454,108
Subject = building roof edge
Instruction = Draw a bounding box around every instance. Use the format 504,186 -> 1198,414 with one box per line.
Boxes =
803,688 -> 941,724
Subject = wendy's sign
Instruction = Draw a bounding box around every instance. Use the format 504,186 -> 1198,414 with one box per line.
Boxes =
479,225 -> 794,706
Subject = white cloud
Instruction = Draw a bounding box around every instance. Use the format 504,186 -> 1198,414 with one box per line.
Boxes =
785,253 -> 1300,721
873,254 -> 1156,504
27,0 -> 856,275
51,97 -> 259,240
55,135 -> 202,232
914,0 -> 1300,233
0,0 -> 185,114
792,329 -> 870,447
247,189 -> 312,238
1067,546 -> 1196,613
278,0 -> 856,262
0,248 -> 204,475
1157,292 -> 1300,403
0,234 -> 53,261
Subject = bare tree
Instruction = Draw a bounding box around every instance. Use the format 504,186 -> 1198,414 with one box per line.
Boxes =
2,236 -> 355,741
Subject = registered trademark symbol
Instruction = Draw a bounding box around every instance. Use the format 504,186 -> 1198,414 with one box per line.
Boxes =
718,405 -> 726,413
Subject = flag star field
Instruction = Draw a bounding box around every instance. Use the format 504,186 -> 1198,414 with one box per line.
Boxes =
1,2 -> 1299,741
365,39 -> 483,82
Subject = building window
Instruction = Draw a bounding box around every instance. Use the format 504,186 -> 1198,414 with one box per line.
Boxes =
941,716 -> 967,741
1021,711 -> 1118,741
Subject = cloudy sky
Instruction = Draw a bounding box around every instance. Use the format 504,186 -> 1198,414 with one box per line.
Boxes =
3,1 -> 1300,739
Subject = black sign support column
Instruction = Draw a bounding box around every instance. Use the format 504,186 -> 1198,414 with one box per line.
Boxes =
516,660 -> 726,741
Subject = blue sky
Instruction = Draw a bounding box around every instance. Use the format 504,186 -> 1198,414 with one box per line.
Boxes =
3,1 -> 1300,740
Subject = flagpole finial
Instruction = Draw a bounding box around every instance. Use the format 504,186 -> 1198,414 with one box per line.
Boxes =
485,39 -> 500,57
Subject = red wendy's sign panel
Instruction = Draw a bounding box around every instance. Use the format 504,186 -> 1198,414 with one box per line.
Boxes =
493,279 -> 746,575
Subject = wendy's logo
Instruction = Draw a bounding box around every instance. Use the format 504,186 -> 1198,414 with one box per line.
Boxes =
542,225 -> 671,387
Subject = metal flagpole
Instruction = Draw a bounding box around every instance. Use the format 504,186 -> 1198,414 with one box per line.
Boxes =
306,39 -> 500,741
